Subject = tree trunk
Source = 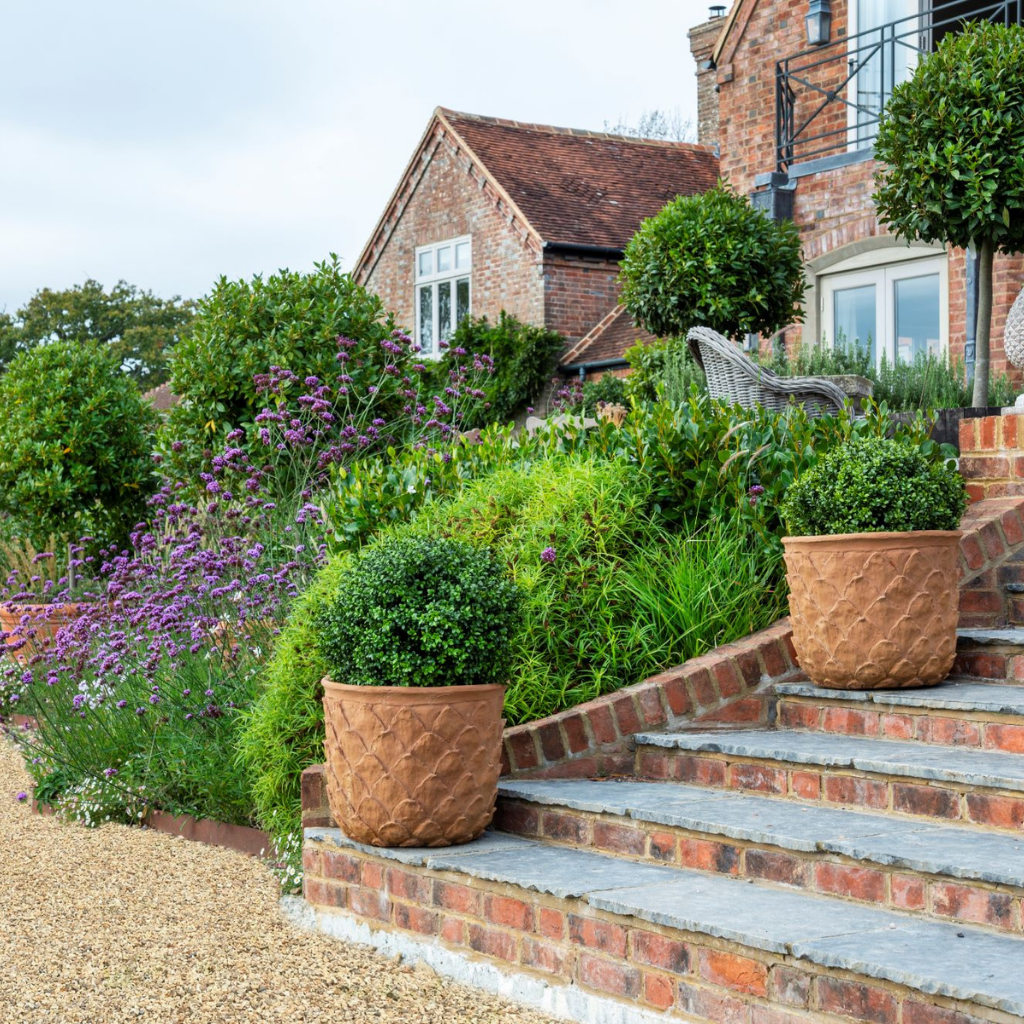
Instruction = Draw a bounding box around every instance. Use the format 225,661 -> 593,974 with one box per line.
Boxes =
972,238 -> 994,409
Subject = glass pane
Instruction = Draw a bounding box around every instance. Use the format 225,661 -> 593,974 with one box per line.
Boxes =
894,273 -> 940,363
438,280 -> 451,341
436,246 -> 452,273
417,251 -> 432,278
418,285 -> 433,354
456,278 -> 470,325
833,284 -> 877,366
455,242 -> 471,269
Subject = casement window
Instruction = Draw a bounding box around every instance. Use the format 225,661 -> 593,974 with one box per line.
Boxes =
820,250 -> 948,368
415,236 -> 471,357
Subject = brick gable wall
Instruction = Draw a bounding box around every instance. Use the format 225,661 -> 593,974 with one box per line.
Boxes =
718,0 -> 1024,380
359,126 -> 545,338
543,253 -> 622,344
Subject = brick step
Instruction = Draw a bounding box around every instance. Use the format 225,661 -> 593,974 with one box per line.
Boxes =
494,779 -> 1024,934
955,627 -> 1024,679
301,826 -> 1024,1023
776,679 -> 1024,749
635,729 -> 1024,832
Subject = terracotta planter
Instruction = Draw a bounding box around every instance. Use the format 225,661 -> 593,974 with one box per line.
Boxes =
0,602 -> 94,664
782,530 -> 962,690
321,679 -> 505,848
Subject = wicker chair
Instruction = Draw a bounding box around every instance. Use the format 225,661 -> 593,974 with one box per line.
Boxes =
686,326 -> 870,418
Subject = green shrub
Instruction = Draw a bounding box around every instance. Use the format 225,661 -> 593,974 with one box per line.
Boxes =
582,373 -> 628,416
780,437 -> 967,536
438,312 -> 564,427
619,183 -> 806,340
0,338 -> 157,552
160,256 -> 395,477
313,536 -> 522,688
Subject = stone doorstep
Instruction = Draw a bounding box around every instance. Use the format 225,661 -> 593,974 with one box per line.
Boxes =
775,681 -> 1024,716
302,826 -> 1024,1020
494,779 -> 1024,932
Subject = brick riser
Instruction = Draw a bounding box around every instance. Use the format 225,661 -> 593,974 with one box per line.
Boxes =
493,799 -> 1024,935
954,648 -> 1024,681
634,747 -> 1024,833
302,842 -> 1008,1024
777,698 -> 1024,752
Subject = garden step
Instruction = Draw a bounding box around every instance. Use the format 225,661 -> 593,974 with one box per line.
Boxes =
955,626 -> 1024,680
302,825 -> 1024,1021
496,778 -> 1024,933
634,729 -> 1024,831
776,678 -> 1024,748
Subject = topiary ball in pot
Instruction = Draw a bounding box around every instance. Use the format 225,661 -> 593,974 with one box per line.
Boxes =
313,535 -> 523,847
779,437 -> 967,690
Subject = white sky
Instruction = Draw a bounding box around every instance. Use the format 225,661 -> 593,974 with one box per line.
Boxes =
1,0 -> 717,314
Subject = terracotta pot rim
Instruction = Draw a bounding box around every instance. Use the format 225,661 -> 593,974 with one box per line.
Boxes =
322,678 -> 506,703
783,529 -> 962,549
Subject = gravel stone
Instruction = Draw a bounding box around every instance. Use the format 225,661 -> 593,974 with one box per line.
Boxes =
0,739 -> 558,1024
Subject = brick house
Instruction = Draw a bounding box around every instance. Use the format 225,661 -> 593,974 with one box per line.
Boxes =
352,108 -> 718,379
691,0 -> 1024,385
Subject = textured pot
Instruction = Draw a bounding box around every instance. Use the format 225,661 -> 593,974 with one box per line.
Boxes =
0,602 -> 93,664
782,531 -> 961,690
321,680 -> 505,848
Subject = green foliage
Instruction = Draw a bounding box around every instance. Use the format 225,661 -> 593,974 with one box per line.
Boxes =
621,338 -> 706,403
780,436 -> 967,536
313,537 -> 522,688
441,312 -> 564,427
162,255 -> 395,469
0,339 -> 157,550
874,22 -> 1024,256
581,373 -> 627,416
619,183 -> 806,340
0,279 -> 194,387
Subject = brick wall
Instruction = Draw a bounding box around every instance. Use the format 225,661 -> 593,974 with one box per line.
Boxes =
359,123 -> 545,336
542,253 -> 622,344
688,17 -> 723,148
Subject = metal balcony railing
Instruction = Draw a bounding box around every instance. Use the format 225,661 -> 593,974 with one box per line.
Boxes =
775,0 -> 1021,172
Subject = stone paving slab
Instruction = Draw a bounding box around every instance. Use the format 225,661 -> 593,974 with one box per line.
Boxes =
636,729 -> 1024,793
305,827 -> 539,867
500,779 -> 1024,886
775,679 -> 1024,714
958,627 -> 1024,647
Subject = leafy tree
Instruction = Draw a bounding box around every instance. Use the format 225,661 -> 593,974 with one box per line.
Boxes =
619,183 -> 806,340
0,339 -> 158,552
873,21 -> 1024,407
1,279 -> 194,387
160,255 -> 395,476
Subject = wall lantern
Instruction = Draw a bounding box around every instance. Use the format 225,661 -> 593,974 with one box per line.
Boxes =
805,0 -> 832,45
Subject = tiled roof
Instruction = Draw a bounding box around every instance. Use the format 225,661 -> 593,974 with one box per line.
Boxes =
441,109 -> 719,250
562,305 -> 657,368
142,382 -> 179,411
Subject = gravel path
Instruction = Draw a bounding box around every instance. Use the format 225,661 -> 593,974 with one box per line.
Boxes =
0,739 -> 559,1024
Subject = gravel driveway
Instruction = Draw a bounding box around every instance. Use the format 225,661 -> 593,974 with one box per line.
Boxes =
0,738 -> 559,1024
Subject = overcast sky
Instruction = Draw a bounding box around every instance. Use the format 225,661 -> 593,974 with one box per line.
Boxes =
1,0 -> 717,314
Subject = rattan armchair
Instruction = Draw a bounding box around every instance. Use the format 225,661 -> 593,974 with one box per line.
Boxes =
686,326 -> 871,418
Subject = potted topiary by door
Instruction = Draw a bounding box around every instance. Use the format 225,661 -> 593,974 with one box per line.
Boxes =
312,535 -> 522,847
780,437 -> 967,690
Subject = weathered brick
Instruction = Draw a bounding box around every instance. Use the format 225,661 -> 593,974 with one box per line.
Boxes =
432,879 -> 480,915
678,837 -> 741,875
735,649 -> 763,687
561,712 -> 590,754
714,660 -> 744,698
538,906 -> 565,940
349,886 -> 390,921
649,831 -> 677,862
745,849 -> 809,887
689,668 -> 720,708
661,673 -> 694,717
537,721 -> 565,763
698,949 -> 768,996
902,1000 -> 987,1024
611,692 -> 641,736
791,770 -> 821,800
966,792 -> 1024,828
593,820 -> 646,857
394,902 -> 438,935
985,722 -> 1024,753
778,701 -> 820,730
321,849 -> 361,884
634,684 -> 668,728
586,703 -> 618,745
931,882 -> 1017,928
492,800 -> 540,837
568,914 -> 627,956
814,862 -> 886,903
676,980 -> 749,1024
642,971 -> 675,1009
959,533 -> 988,571
520,937 -> 567,976
507,729 -> 540,770
879,712 -> 915,739
822,706 -> 879,736
677,755 -> 727,787
303,878 -> 347,909
632,930 -> 691,974
818,976 -> 897,1023
769,965 -> 811,1008
361,862 -> 384,889
823,775 -> 888,809
730,762 -> 787,795
440,916 -> 465,945
891,874 -> 927,911
542,810 -> 590,844
893,783 -> 961,820
1001,508 -> 1024,545
579,953 -> 641,998
387,866 -> 431,903
467,923 -> 517,962
484,894 -> 534,931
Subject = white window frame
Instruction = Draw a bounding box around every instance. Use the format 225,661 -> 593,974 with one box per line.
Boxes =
821,250 -> 948,369
414,235 -> 472,359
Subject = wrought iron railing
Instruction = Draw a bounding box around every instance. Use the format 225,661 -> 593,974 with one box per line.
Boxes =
775,0 -> 1021,172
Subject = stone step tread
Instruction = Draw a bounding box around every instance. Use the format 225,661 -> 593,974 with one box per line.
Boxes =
498,778 -> 1024,887
958,627 -> 1024,647
775,679 -> 1024,714
306,825 -> 1024,1016
635,729 -> 1024,793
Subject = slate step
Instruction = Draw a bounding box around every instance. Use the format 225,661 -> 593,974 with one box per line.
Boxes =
776,678 -> 1024,749
495,778 -> 1024,932
303,824 -> 1024,1021
955,626 -> 1024,680
634,729 -> 1024,832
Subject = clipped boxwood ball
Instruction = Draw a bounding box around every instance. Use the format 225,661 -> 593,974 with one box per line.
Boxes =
780,436 -> 967,537
312,536 -> 522,688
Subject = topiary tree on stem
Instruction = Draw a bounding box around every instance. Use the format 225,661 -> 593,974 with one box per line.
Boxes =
873,20 -> 1024,408
619,181 -> 806,341
0,339 -> 158,560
